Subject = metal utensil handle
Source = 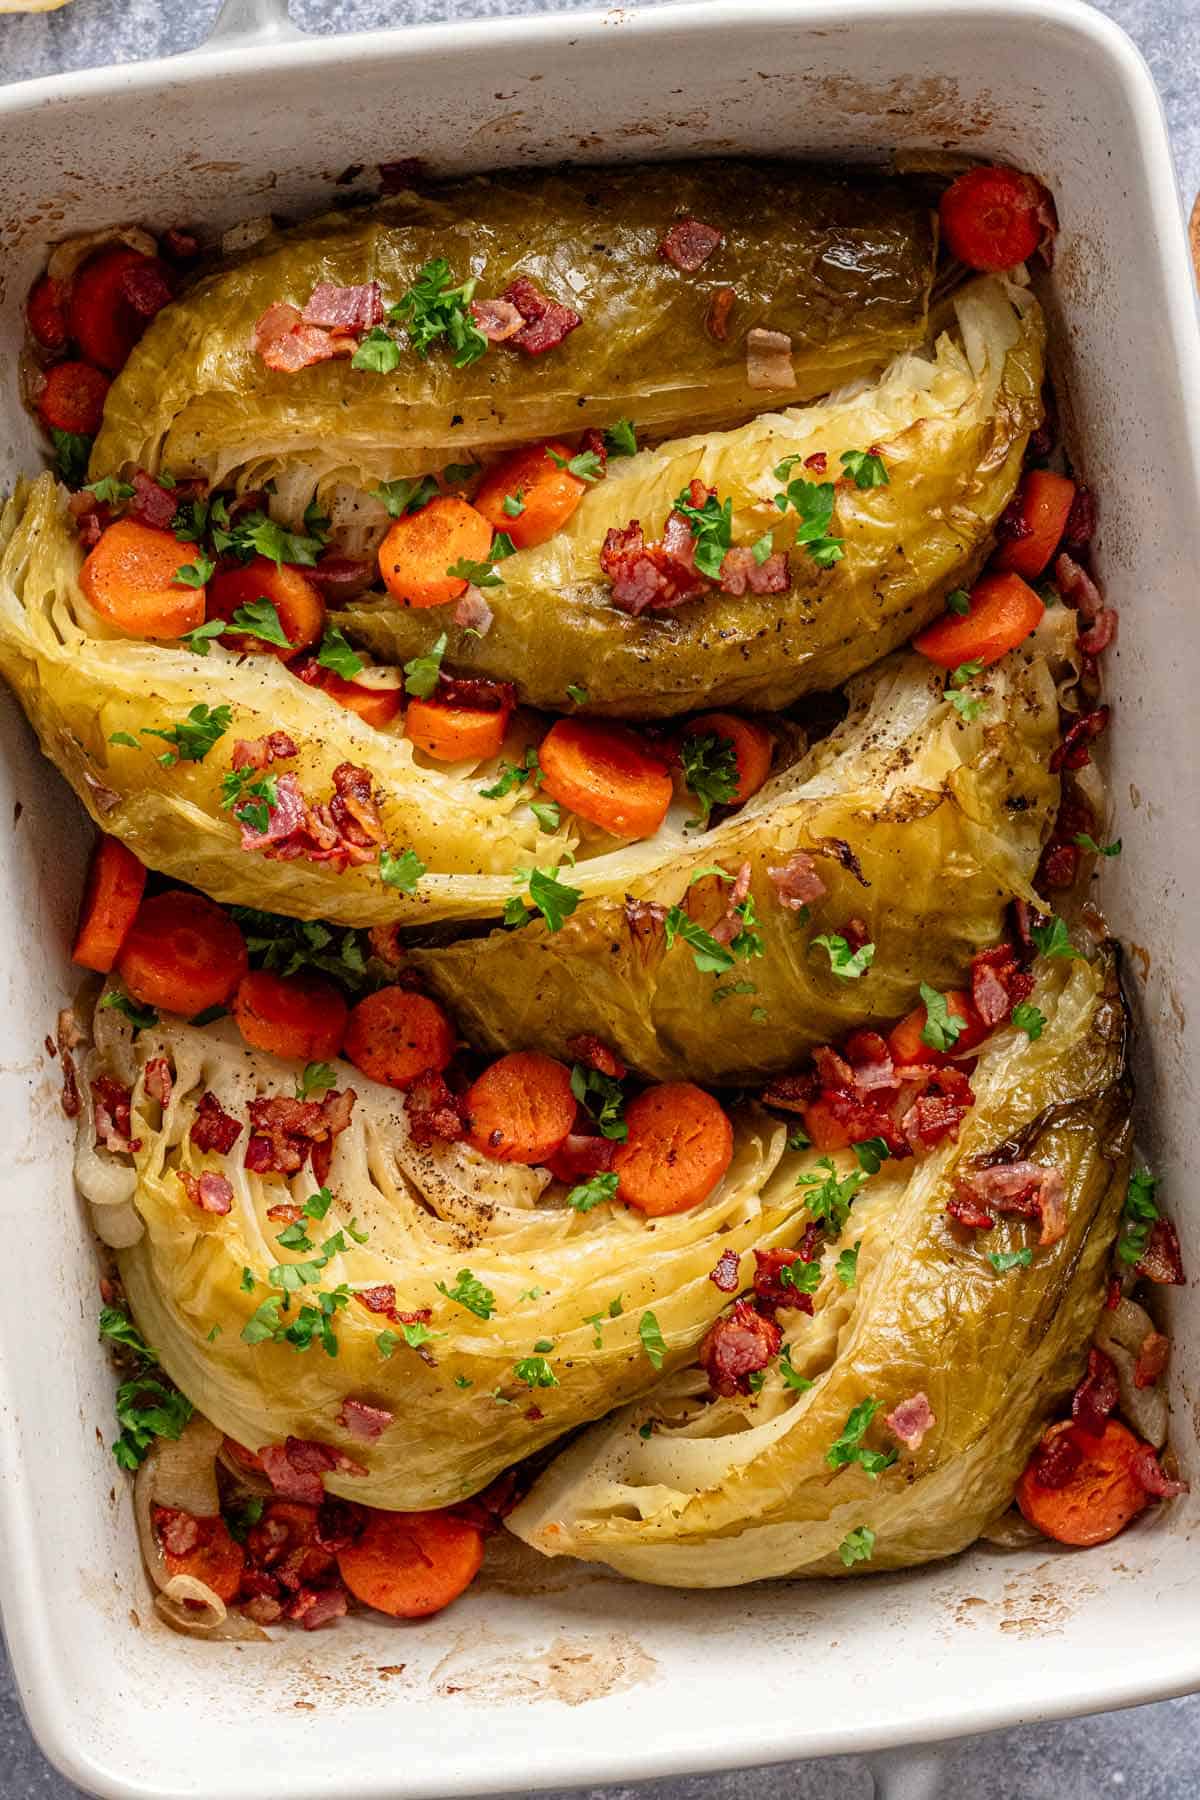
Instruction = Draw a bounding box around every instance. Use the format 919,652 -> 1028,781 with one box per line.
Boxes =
206,0 -> 304,46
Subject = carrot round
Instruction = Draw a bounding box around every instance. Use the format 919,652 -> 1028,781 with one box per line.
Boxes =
913,572 -> 1045,670
206,557 -> 325,661
68,246 -> 156,372
27,274 -> 69,352
79,518 -> 206,640
1016,1420 -> 1150,1547
465,1051 -> 577,1164
473,441 -> 587,549
799,1094 -> 856,1153
299,662 -> 403,730
232,970 -> 348,1062
155,1508 -> 245,1604
246,1501 -> 334,1585
680,711 -> 774,807
37,359 -> 110,435
378,496 -> 494,608
612,1082 -> 734,1216
343,986 -> 455,1090
939,166 -> 1046,272
116,889 -> 248,1016
406,696 -> 509,763
886,989 -> 985,1067
992,471 -> 1077,580
539,718 -> 673,840
72,836 -> 146,972
336,1508 -> 484,1618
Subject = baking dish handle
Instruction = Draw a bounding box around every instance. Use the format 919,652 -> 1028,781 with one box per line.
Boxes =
866,1743 -> 946,1800
205,0 -> 305,48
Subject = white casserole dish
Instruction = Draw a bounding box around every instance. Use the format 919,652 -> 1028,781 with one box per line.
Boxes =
0,2 -> 1198,1795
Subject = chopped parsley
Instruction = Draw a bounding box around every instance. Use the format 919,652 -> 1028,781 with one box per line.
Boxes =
230,511 -> 326,569
839,449 -> 888,490
1075,832 -> 1122,858
317,627 -> 366,681
797,1157 -> 865,1233
112,1372 -> 194,1472
604,418 -> 638,458
219,766 -> 278,835
99,1305 -> 154,1359
944,588 -> 971,616
514,1355 -> 558,1388
548,447 -> 605,483
988,1247 -> 1034,1273
825,1398 -> 897,1477
390,257 -> 488,367
786,1126 -> 812,1152
296,1061 -> 337,1101
664,908 -> 735,975
1011,1002 -> 1045,1041
51,429 -> 91,486
179,618 -> 228,656
812,933 -> 875,980
530,799 -> 561,833
1029,914 -> 1084,960
379,847 -> 425,892
227,906 -> 371,990
919,983 -> 964,1052
446,555 -> 505,589
838,1526 -> 876,1567
835,1241 -> 861,1287
671,485 -> 733,581
350,325 -> 402,373
773,473 -> 844,567
680,731 -> 739,825
435,1269 -> 496,1319
504,864 -> 582,934
566,684 -> 589,705
139,702 -> 232,766
99,989 -> 159,1033
502,491 -> 526,518
946,658 -> 985,723
372,475 -> 440,517
566,1171 -> 619,1213
779,1344 -> 814,1392
84,475 -> 134,504
479,746 -> 543,800
570,1064 -> 627,1140
225,1496 -> 266,1543
638,1310 -> 667,1370
173,554 -> 215,589
1116,1167 -> 1160,1268
402,632 -> 447,699
852,1138 -> 890,1176
780,1257 -> 822,1297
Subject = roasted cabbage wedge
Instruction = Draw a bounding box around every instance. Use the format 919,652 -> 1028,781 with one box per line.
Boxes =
507,952 -> 1133,1583
339,275 -> 1045,718
90,164 -> 936,491
76,1000 -> 815,1511
412,611 -> 1074,1083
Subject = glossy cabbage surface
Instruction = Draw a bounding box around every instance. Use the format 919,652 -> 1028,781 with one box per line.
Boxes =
339,276 -> 1045,717
507,954 -> 1132,1583
90,164 -> 935,490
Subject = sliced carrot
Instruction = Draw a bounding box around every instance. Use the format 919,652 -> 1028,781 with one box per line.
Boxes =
206,557 -> 325,661
27,274 -> 69,352
913,572 -> 1045,670
465,1051 -> 577,1164
472,440 -> 587,549
378,496 -> 494,608
336,1508 -> 484,1619
799,1094 -> 856,1153
939,166 -> 1046,272
1016,1420 -> 1150,1547
992,471 -> 1077,580
406,696 -> 510,763
298,662 -> 403,729
116,889 -> 248,1016
612,1082 -> 734,1216
539,718 -> 673,840
154,1507 -> 245,1604
79,518 -> 206,640
679,711 -> 774,808
343,986 -> 455,1090
246,1501 -> 334,1585
38,360 -> 110,435
232,970 -> 348,1062
68,246 -> 156,372
886,989 -> 986,1067
72,836 -> 146,972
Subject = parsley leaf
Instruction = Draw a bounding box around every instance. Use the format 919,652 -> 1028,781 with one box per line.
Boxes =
773,476 -> 844,567
835,1240 -> 861,1287
509,865 -> 583,934
1030,914 -> 1084,960
84,475 -> 134,503
680,731 -> 739,825
671,486 -> 733,580
50,428 -> 92,486
825,1398 -> 897,1477
379,847 -> 425,893
838,1526 -> 876,1567
502,490 -> 526,517
219,766 -> 278,835
446,555 -> 505,589
99,1305 -> 154,1359
944,588 -> 971,616
317,627 -> 365,680
566,684 -> 589,705
1116,1167 -> 1160,1268
229,598 -> 291,648
480,747 -> 542,801
228,906 -> 371,990
780,1257 -> 822,1297
530,799 -> 561,833
140,702 -> 232,766
402,633 -> 447,705
296,1061 -> 337,1101
779,1344 -> 814,1392
950,658 -> 984,688
1011,1002 -> 1045,1041
988,1247 -> 1034,1273
391,258 -> 488,367
664,906 -> 734,975
751,531 -> 775,565
853,1137 -> 890,1176
112,1373 -> 193,1471
350,325 -> 402,373
566,1171 -> 619,1213
638,1310 -> 667,1370
436,1269 -> 496,1319
234,512 -> 326,569
99,989 -> 159,1033
548,447 -> 605,483
179,618 -> 227,656
840,449 -> 889,489
604,418 -> 638,458
372,475 -> 440,518
514,1355 -> 558,1389
812,933 -> 875,980
570,1064 -> 627,1140
919,982 -> 964,1052
173,555 -> 214,589
798,1157 -> 865,1233
786,1127 -> 812,1152
1075,832 -> 1122,858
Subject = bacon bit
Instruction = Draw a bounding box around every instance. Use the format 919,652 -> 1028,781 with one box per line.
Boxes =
190,1092 -> 243,1154
1134,1329 -> 1170,1390
302,553 -> 374,601
242,1593 -> 284,1626
700,1299 -> 782,1397
120,258 -> 173,321
69,497 -> 107,549
286,1584 -> 349,1631
355,1286 -> 401,1322
841,917 -> 871,955
745,327 -> 795,391
404,1071 -> 467,1148
946,1193 -> 995,1231
718,544 -> 790,596
1071,1346 -> 1120,1440
259,1437 -> 367,1506
1078,608 -> 1118,656
994,498 -> 1034,546
709,1248 -> 741,1293
367,923 -> 406,968
378,158 -> 427,192
468,296 -> 525,344
251,302 -> 355,374
599,514 -> 709,617
901,1067 -> 975,1153
1039,842 -> 1080,891
804,452 -> 828,474
161,227 -> 201,265
126,469 -> 179,531
1062,487 -> 1097,551
230,732 -> 298,772
767,852 -> 827,911
153,1504 -> 202,1557
265,1202 -> 302,1225
328,762 -> 385,847
1131,1446 -> 1189,1500
950,1158 -> 1066,1246
658,217 -> 724,272
564,1033 -> 627,1080
1136,1219 -> 1185,1286
1105,1275 -> 1123,1311
143,1057 -> 173,1107
91,1075 -> 141,1154
1031,1423 -> 1083,1489
706,285 -> 735,342
336,1398 -> 394,1441
752,1247 -> 813,1314
1049,705 -> 1110,775
709,861 -> 753,947
499,276 -> 581,356
1054,551 -> 1103,623
237,766 -> 384,872
453,585 -> 494,635
178,1169 -> 234,1215
624,897 -> 668,960
315,1498 -> 367,1552
244,1088 -> 357,1177
969,943 -> 1034,1028
301,281 -> 383,333
885,1392 -> 935,1451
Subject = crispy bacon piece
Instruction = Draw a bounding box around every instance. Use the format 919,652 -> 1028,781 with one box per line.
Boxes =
153,1504 -> 202,1557
658,217 -> 723,272
949,1158 -> 1066,1246
624,897 -> 668,960
599,517 -> 708,616
1136,1219 -> 1185,1286
1078,608 -> 1118,656
404,1071 -> 466,1147
355,1285 -> 401,1322
161,226 -> 200,265
705,286 -> 735,342
302,553 -> 374,601
244,1088 -> 356,1177
767,851 -> 827,910
259,1437 -> 368,1506
230,732 -> 297,772
453,585 -> 494,634
1053,551 -> 1103,622
565,1033 -> 627,1080
285,1583 -> 350,1631
242,1593 -> 284,1626
178,1170 -> 234,1215
328,762 -> 385,848
804,452 -> 828,473
126,469 -> 179,531
1132,1447 -> 1189,1500
336,1398 -> 394,1441
718,545 -> 790,596
707,861 -> 753,948
1071,1346 -> 1120,1440
143,1056 -> 173,1107
468,296 -> 525,343
315,1498 -> 367,1552
994,498 -> 1034,547
946,1193 -> 995,1231
699,1299 -> 782,1398
301,281 -> 384,332
709,1248 -> 741,1294
120,258 -> 173,321
885,1392 -> 935,1451
1030,1423 -> 1083,1489
251,302 -> 356,374
237,766 -> 385,872
841,917 -> 871,954
500,276 -> 581,356
378,158 -> 427,192
190,1091 -> 243,1154
68,494 -> 108,549
1050,705 -> 1110,774
1134,1329 -> 1170,1390
759,1071 -> 816,1116
1038,841 -> 1081,892
752,1247 -> 813,1315
900,1067 -> 975,1152
91,1075 -> 141,1155
745,327 -> 795,390
1062,487 -> 1097,551
969,943 -> 1034,1027
265,1202 -> 302,1225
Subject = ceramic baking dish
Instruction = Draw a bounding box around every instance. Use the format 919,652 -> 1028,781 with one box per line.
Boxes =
0,2 -> 1198,1796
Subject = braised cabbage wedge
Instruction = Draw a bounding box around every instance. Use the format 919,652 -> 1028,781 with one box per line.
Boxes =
412,611 -> 1074,1083
507,953 -> 1132,1584
339,275 -> 1045,718
90,163 -> 936,492
76,1001 -> 814,1511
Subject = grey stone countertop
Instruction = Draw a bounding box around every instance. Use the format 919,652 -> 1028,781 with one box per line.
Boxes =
0,0 -> 1198,1796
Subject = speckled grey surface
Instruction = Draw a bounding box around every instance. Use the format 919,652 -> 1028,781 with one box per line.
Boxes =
0,1 -> 1197,1796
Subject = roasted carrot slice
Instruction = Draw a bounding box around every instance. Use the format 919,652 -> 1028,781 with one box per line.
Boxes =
1016,1420 -> 1150,1547
939,166 -> 1047,271
343,986 -> 455,1090
406,696 -> 509,763
336,1509 -> 484,1618
612,1082 -> 734,1215
153,1506 -> 246,1604
68,246 -> 158,372
116,890 -> 248,1016
27,274 -> 69,352
472,441 -> 588,549
465,1051 -> 577,1164
79,518 -> 206,640
206,557 -> 325,661
539,718 -> 673,839
993,471 -> 1077,580
913,572 -> 1045,670
37,360 -> 110,435
377,496 -> 494,608
886,989 -> 986,1067
296,660 -> 403,729
232,970 -> 348,1062
679,711 -> 774,808
72,836 -> 146,972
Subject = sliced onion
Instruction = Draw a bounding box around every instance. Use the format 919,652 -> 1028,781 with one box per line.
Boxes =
47,226 -> 158,289
90,1198 -> 144,1248
1095,1299 -> 1169,1448
155,1581 -> 266,1642
979,1507 -> 1043,1549
221,216 -> 274,258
